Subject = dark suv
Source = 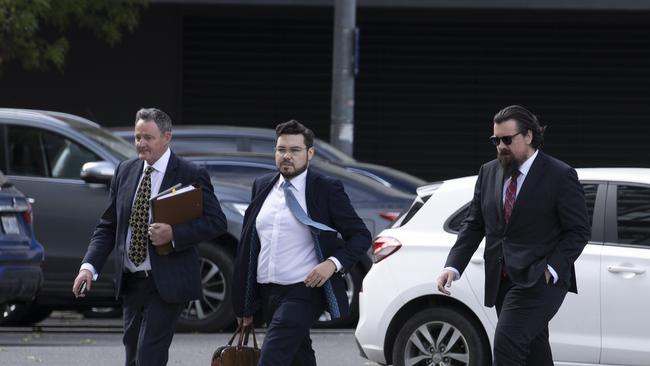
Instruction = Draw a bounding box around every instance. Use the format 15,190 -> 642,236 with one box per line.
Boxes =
0,169 -> 44,320
0,109 -> 244,331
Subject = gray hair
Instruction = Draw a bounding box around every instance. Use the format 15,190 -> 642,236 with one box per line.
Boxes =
135,108 -> 172,134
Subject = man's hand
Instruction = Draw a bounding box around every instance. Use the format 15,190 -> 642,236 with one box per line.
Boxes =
237,316 -> 253,327
72,269 -> 93,298
304,260 -> 337,288
149,223 -> 173,246
545,269 -> 551,284
436,269 -> 456,295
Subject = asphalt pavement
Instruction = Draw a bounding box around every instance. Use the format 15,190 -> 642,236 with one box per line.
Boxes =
0,312 -> 380,366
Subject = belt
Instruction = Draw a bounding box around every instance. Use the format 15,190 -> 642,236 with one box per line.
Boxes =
123,270 -> 151,278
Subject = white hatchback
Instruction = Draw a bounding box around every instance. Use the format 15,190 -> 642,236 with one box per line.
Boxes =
355,168 -> 650,366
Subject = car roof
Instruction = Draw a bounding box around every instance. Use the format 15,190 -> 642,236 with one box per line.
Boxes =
576,168 -> 650,184
422,167 -> 650,197
0,108 -> 101,129
111,124 -> 276,137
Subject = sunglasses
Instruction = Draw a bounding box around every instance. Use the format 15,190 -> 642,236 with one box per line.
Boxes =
489,132 -> 522,146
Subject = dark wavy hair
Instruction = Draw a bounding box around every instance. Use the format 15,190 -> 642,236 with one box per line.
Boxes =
275,120 -> 315,148
493,105 -> 546,148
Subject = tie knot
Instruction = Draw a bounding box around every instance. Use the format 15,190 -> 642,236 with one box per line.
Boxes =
511,170 -> 520,180
280,180 -> 292,190
144,166 -> 154,176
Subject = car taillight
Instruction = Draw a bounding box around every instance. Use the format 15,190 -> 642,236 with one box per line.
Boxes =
372,236 -> 402,263
379,211 -> 401,222
22,203 -> 33,225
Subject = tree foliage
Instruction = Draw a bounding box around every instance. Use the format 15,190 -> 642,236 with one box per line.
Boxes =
0,0 -> 147,74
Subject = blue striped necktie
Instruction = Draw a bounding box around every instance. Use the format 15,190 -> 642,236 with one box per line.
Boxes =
282,181 -> 341,319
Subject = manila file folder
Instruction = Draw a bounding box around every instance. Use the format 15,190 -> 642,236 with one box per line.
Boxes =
151,184 -> 203,254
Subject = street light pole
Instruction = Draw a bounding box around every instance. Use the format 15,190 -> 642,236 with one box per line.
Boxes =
330,0 -> 357,156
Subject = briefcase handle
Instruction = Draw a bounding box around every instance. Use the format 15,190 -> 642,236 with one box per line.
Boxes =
236,324 -> 259,350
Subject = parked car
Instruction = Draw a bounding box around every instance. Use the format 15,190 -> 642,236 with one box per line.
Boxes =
0,108 -> 244,331
0,170 -> 44,322
111,125 -> 427,194
355,168 -> 650,366
185,152 -> 415,326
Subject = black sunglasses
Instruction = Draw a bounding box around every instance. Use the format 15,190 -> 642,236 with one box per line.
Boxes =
489,132 -> 522,146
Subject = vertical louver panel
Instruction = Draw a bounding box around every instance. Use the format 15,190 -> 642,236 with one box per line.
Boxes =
183,7 -> 650,181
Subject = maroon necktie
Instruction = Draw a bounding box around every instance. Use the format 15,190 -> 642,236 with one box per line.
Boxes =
503,170 -> 520,224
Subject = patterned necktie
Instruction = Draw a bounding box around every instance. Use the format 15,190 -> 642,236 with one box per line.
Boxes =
281,181 -> 341,319
128,166 -> 154,266
503,170 -> 520,224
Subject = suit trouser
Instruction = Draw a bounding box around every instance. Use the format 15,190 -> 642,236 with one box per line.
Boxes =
121,273 -> 183,366
258,283 -> 326,366
493,274 -> 568,366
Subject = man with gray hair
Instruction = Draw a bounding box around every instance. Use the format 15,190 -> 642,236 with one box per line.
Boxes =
73,108 -> 227,365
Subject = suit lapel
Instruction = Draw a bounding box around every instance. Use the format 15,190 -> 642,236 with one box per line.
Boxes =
494,165 -> 505,222
305,169 -> 318,219
122,160 -> 144,220
160,152 -> 180,192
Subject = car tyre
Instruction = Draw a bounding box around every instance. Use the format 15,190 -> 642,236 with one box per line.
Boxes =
176,242 -> 235,332
1,303 -> 52,326
393,307 -> 490,366
314,264 -> 362,328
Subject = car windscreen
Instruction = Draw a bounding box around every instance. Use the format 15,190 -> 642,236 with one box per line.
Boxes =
55,117 -> 136,161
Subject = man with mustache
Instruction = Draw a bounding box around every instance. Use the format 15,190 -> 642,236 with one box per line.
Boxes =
232,120 -> 371,365
436,105 -> 590,365
72,108 -> 226,365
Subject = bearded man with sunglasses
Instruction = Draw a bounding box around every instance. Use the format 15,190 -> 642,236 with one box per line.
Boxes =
436,105 -> 590,365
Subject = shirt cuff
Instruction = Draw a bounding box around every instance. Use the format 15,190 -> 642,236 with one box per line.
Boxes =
80,263 -> 98,281
328,257 -> 343,272
444,267 -> 460,281
547,265 -> 558,284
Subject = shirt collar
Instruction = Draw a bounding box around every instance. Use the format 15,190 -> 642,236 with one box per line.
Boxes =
278,168 -> 308,192
144,147 -> 171,174
518,149 -> 539,177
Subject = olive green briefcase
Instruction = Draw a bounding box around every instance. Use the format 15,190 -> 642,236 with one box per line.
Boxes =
211,325 -> 260,366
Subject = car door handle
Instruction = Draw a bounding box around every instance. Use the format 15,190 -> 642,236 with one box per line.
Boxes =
470,257 -> 484,264
608,266 -> 646,275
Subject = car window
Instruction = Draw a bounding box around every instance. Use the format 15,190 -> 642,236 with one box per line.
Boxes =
204,164 -> 274,187
616,185 -> 650,247
8,125 -> 100,179
249,138 -> 276,154
446,183 -> 599,233
582,183 -> 598,228
172,138 -> 239,154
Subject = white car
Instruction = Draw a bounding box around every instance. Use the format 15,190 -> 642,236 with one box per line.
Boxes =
355,168 -> 650,366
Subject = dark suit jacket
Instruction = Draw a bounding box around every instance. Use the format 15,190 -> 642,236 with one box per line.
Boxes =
82,151 -> 227,303
445,151 -> 590,307
232,169 -> 371,318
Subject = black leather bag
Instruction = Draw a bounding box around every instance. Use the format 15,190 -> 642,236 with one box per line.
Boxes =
211,324 -> 260,366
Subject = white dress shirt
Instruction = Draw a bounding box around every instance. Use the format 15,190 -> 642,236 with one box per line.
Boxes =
446,149 -> 558,283
255,170 -> 342,285
81,148 -> 171,278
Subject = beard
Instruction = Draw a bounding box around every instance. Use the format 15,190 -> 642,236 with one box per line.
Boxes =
497,149 -> 519,175
278,160 -> 308,179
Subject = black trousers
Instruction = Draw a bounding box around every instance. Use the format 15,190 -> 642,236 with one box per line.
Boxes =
258,283 -> 326,366
493,274 -> 568,366
121,273 -> 183,366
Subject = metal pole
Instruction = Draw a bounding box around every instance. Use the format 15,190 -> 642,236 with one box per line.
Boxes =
330,0 -> 357,156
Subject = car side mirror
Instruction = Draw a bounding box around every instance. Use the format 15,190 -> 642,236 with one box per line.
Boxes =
81,161 -> 115,184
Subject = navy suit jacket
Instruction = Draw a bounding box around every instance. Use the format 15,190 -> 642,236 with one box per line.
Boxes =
83,151 -> 227,303
232,169 -> 371,318
444,151 -> 590,307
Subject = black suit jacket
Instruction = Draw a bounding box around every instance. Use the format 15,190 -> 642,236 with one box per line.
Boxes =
232,169 -> 371,318
82,151 -> 227,303
445,151 -> 590,307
